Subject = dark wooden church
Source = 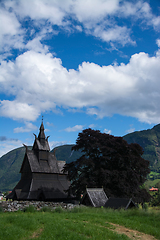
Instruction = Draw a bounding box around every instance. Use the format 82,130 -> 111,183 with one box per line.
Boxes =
7,121 -> 72,202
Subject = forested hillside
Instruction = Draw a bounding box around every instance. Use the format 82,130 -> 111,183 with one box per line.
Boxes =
123,124 -> 160,173
51,144 -> 82,164
0,147 -> 31,191
0,145 -> 82,191
1,124 -> 160,190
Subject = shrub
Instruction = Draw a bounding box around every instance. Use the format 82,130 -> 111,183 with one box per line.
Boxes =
39,206 -> 52,212
150,191 -> 160,206
142,202 -> 148,210
0,206 -> 3,213
23,205 -> 36,213
54,206 -> 63,213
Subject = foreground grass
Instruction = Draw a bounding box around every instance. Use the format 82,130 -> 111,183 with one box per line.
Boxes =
0,207 -> 160,240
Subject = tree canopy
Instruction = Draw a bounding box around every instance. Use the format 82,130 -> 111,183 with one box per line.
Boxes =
64,128 -> 151,202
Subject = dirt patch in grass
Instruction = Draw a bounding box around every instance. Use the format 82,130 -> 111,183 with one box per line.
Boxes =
30,228 -> 43,239
108,222 -> 157,240
65,218 -> 157,239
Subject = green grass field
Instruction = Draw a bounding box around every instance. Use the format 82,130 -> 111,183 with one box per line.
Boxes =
0,207 -> 160,240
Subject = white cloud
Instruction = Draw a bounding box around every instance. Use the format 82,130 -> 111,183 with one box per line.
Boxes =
89,124 -> 96,129
156,39 -> 160,48
25,36 -> 49,53
126,128 -> 135,134
1,47 -> 160,124
152,16 -> 160,30
4,0 -> 66,25
103,129 -> 112,134
69,0 -> 120,22
0,9 -> 20,37
50,140 -> 69,150
0,8 -> 25,57
0,100 -> 40,121
64,125 -> 84,132
1,0 -> 159,57
92,25 -> 135,46
46,122 -> 53,127
0,138 -> 23,157
14,122 -> 37,133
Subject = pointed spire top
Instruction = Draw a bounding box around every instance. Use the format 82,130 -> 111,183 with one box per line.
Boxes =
38,118 -> 45,145
32,120 -> 50,151
39,115 -> 44,131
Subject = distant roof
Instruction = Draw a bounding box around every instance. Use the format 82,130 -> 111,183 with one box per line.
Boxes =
81,188 -> 108,207
149,187 -> 158,191
104,198 -> 137,209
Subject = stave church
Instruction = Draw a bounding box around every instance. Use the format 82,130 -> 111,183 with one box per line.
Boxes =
7,121 -> 73,202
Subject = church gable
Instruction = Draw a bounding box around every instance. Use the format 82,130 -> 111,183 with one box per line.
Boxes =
33,138 -> 50,151
20,153 -> 31,174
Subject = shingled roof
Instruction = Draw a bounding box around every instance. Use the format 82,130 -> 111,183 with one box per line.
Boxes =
20,150 -> 61,174
81,188 -> 108,207
104,198 -> 137,209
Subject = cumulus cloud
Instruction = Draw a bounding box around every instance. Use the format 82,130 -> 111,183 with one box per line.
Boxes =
92,25 -> 135,46
1,1 -> 160,126
103,129 -> 112,134
156,39 -> 160,48
0,8 -> 25,58
89,124 -> 96,129
46,122 -> 54,127
14,122 -> 37,133
126,128 -> 135,134
1,45 -> 160,124
0,100 -> 40,121
0,138 -> 23,157
50,140 -> 69,150
64,125 -> 84,132
1,0 -> 160,58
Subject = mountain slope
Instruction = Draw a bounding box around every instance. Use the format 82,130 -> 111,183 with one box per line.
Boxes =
52,144 -> 83,164
0,146 -> 32,191
1,124 -> 160,191
123,124 -> 160,172
0,144 -> 82,191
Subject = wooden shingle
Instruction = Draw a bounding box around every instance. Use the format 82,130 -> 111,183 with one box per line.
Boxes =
81,188 -> 108,207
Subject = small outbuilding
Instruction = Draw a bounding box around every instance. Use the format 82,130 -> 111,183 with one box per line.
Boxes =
104,198 -> 137,210
81,188 -> 108,207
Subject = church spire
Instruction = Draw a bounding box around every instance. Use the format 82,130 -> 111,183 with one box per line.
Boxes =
32,117 -> 50,151
38,116 -> 46,146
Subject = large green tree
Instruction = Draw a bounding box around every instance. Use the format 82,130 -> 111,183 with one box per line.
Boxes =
64,128 -> 151,202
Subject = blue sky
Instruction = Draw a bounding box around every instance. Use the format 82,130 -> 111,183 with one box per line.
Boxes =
0,0 -> 160,157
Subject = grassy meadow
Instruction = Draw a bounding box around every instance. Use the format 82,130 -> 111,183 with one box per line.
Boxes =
0,206 -> 160,240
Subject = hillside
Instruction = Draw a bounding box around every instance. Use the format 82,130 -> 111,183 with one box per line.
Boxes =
0,145 -> 82,191
0,146 -> 32,191
51,144 -> 83,164
123,124 -> 160,173
1,124 -> 160,191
